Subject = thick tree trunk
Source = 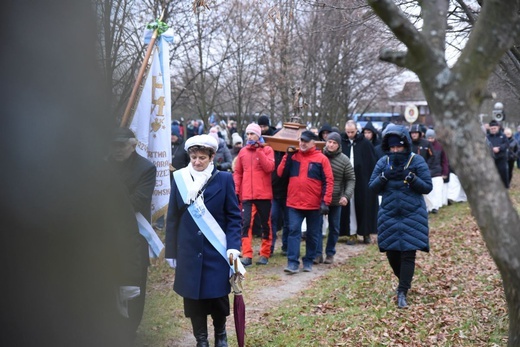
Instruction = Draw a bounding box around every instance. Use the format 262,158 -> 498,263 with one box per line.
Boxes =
368,0 -> 520,343
422,82 -> 520,346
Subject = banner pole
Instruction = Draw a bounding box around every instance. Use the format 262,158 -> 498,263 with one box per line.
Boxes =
120,9 -> 166,128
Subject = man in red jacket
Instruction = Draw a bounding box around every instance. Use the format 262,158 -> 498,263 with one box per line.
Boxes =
234,123 -> 275,266
277,130 -> 333,273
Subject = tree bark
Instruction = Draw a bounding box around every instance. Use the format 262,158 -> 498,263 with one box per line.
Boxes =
368,0 -> 520,344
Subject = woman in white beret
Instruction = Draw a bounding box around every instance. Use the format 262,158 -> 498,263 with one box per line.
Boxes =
165,134 -> 243,347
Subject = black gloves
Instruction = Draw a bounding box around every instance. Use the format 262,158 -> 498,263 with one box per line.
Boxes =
319,202 -> 329,215
383,167 -> 402,180
383,167 -> 414,181
404,171 -> 416,183
286,146 -> 297,161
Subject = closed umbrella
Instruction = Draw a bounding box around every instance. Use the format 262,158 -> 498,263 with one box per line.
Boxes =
229,256 -> 245,347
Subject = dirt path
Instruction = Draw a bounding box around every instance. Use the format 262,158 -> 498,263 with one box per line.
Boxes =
172,238 -> 369,346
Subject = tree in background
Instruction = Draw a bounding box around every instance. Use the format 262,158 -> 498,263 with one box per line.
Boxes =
368,0 -> 520,344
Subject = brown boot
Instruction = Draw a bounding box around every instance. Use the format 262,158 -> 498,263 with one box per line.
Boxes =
324,255 -> 334,264
346,235 -> 357,245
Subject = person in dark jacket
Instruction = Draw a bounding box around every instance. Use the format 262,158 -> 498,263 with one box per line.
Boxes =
340,121 -> 379,244
170,124 -> 190,181
364,121 -> 384,159
409,124 -> 433,162
504,127 -> 518,186
425,129 -> 449,213
108,127 -> 157,335
209,129 -> 233,171
487,120 -> 510,188
369,125 -> 432,308
315,132 -> 356,264
362,121 -> 381,147
166,134 -> 243,347
270,128 -> 290,256
258,115 -> 277,136
318,123 -> 333,141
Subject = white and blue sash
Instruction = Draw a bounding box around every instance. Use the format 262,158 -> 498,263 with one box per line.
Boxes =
174,169 -> 246,276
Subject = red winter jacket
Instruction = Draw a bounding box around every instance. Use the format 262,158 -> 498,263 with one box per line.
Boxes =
233,144 -> 275,200
277,147 -> 333,210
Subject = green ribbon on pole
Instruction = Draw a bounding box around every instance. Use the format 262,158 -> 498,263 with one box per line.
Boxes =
146,19 -> 169,35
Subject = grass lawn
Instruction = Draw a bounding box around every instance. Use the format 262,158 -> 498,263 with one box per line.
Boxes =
135,174 -> 520,346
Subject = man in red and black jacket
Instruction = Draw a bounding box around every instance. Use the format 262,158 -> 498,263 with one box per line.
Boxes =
277,130 -> 333,274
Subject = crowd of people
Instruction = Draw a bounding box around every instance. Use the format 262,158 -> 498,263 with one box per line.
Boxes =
123,115 -> 519,345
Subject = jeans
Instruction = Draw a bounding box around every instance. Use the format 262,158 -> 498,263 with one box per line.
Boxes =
270,197 -> 289,254
386,250 -> 417,293
287,208 -> 321,268
316,205 -> 341,257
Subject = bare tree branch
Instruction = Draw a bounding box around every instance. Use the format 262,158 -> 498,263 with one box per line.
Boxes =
367,0 -> 440,73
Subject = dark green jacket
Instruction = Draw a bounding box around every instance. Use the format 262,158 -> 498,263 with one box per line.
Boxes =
323,145 -> 356,206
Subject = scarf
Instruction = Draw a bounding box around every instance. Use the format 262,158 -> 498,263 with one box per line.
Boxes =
186,162 -> 214,203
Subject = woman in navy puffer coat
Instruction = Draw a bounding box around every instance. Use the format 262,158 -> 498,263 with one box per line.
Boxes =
369,125 -> 432,308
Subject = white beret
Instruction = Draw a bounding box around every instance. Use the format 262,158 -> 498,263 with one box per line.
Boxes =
184,134 -> 219,151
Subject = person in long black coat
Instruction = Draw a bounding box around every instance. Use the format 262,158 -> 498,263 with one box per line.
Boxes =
340,121 -> 379,244
108,128 -> 157,336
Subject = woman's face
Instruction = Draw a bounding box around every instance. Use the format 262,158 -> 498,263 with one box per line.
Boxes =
190,151 -> 213,171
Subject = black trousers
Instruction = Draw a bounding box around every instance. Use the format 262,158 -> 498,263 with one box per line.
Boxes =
241,200 -> 272,239
508,159 -> 515,186
494,158 -> 509,188
386,250 -> 416,294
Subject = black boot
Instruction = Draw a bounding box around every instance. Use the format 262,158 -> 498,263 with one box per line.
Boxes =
191,315 -> 209,347
397,291 -> 408,309
212,315 -> 228,347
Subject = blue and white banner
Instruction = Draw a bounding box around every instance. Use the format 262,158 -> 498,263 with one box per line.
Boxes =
129,29 -> 174,223
136,212 -> 164,258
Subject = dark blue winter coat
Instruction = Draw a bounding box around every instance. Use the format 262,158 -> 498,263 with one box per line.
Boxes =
165,168 -> 242,300
368,125 -> 433,253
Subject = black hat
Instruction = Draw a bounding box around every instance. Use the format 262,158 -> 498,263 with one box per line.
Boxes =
318,123 -> 333,140
387,134 -> 404,147
111,127 -> 136,142
258,115 -> 270,126
409,124 -> 422,133
300,130 -> 319,142
489,120 -> 499,127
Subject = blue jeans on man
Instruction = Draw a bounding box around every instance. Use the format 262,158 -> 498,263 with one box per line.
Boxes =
316,205 -> 341,257
286,207 -> 321,270
270,197 -> 289,255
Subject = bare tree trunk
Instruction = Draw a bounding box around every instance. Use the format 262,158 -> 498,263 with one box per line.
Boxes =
368,0 -> 520,344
